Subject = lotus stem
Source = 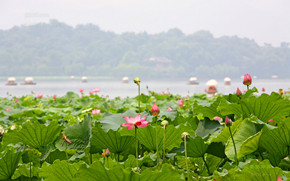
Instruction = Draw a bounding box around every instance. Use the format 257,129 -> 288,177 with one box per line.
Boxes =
247,85 -> 249,90
155,117 -> 159,166
29,153 -> 32,181
163,125 -> 166,163
65,142 -> 68,160
229,127 -> 239,166
202,155 -> 210,175
107,157 -> 109,168
135,126 -> 139,169
184,136 -> 190,180
138,84 -> 140,113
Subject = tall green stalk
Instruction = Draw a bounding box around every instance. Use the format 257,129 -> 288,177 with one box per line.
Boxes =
229,127 -> 239,166
135,126 -> 139,169
163,124 -> 166,162
183,134 -> 190,181
155,117 -> 159,166
138,84 -> 140,113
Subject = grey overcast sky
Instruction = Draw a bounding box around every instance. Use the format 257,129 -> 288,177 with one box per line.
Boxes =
0,0 -> 289,46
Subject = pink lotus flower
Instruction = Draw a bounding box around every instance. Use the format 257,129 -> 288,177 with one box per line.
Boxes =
268,119 -> 274,123
236,88 -> 242,97
91,109 -> 101,115
80,89 -> 84,93
178,99 -> 183,107
161,90 -> 169,95
89,88 -> 100,95
277,176 -> 282,181
214,116 -> 221,121
204,89 -> 207,92
105,148 -> 110,157
14,98 -> 18,103
53,95 -> 56,100
243,74 -> 252,86
243,89 -> 247,93
121,114 -> 149,130
150,103 -> 160,117
261,87 -> 265,92
225,116 -> 232,127
92,88 -> 100,92
37,93 -> 43,98
167,107 -> 173,111
6,108 -> 11,112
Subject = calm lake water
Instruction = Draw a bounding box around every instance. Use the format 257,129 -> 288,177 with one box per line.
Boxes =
1,78 -> 289,98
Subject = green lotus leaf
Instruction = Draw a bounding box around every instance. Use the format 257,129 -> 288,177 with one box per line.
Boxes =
186,136 -> 208,158
195,118 -> 223,139
39,160 -> 84,181
236,160 -> 284,181
193,97 -> 223,120
259,121 -> 290,164
225,118 -> 257,161
55,115 -> 91,151
11,163 -> 39,180
241,92 -> 290,122
99,110 -> 148,132
90,125 -> 135,154
74,161 -> 133,181
0,147 -> 22,180
137,125 -> 184,152
217,98 -> 243,118
3,120 -> 62,148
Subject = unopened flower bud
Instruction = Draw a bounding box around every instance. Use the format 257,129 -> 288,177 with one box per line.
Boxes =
150,103 -> 160,117
225,116 -> 232,127
243,74 -> 252,86
161,120 -> 168,127
105,148 -> 110,157
134,77 -> 140,85
181,132 -> 189,139
236,88 -> 242,97
178,99 -> 183,107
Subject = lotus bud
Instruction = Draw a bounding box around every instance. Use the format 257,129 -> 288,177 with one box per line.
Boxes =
134,77 -> 140,85
150,103 -> 160,117
214,116 -> 221,121
161,120 -> 168,127
178,99 -> 183,107
80,89 -> 84,93
277,176 -> 282,181
53,95 -> 56,100
268,119 -> 274,123
167,107 -> 173,111
181,132 -> 189,139
261,87 -> 265,92
236,88 -> 242,97
243,74 -> 252,86
14,98 -> 18,103
225,116 -> 232,127
279,89 -> 283,95
105,148 -> 110,157
38,93 -> 43,98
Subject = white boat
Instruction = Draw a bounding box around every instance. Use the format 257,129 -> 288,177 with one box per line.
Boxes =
188,77 -> 199,85
122,76 -> 129,83
81,76 -> 88,83
6,77 -> 17,86
224,77 -> 231,86
22,77 -> 36,85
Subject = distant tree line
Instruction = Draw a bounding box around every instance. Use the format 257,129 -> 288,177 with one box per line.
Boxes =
0,19 -> 289,79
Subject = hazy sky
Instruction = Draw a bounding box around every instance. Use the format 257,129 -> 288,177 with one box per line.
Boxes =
1,0 -> 289,46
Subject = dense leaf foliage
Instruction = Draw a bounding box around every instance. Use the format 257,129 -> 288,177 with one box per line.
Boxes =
0,88 -> 289,180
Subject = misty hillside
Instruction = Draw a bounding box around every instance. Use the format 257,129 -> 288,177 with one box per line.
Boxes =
0,19 -> 289,79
